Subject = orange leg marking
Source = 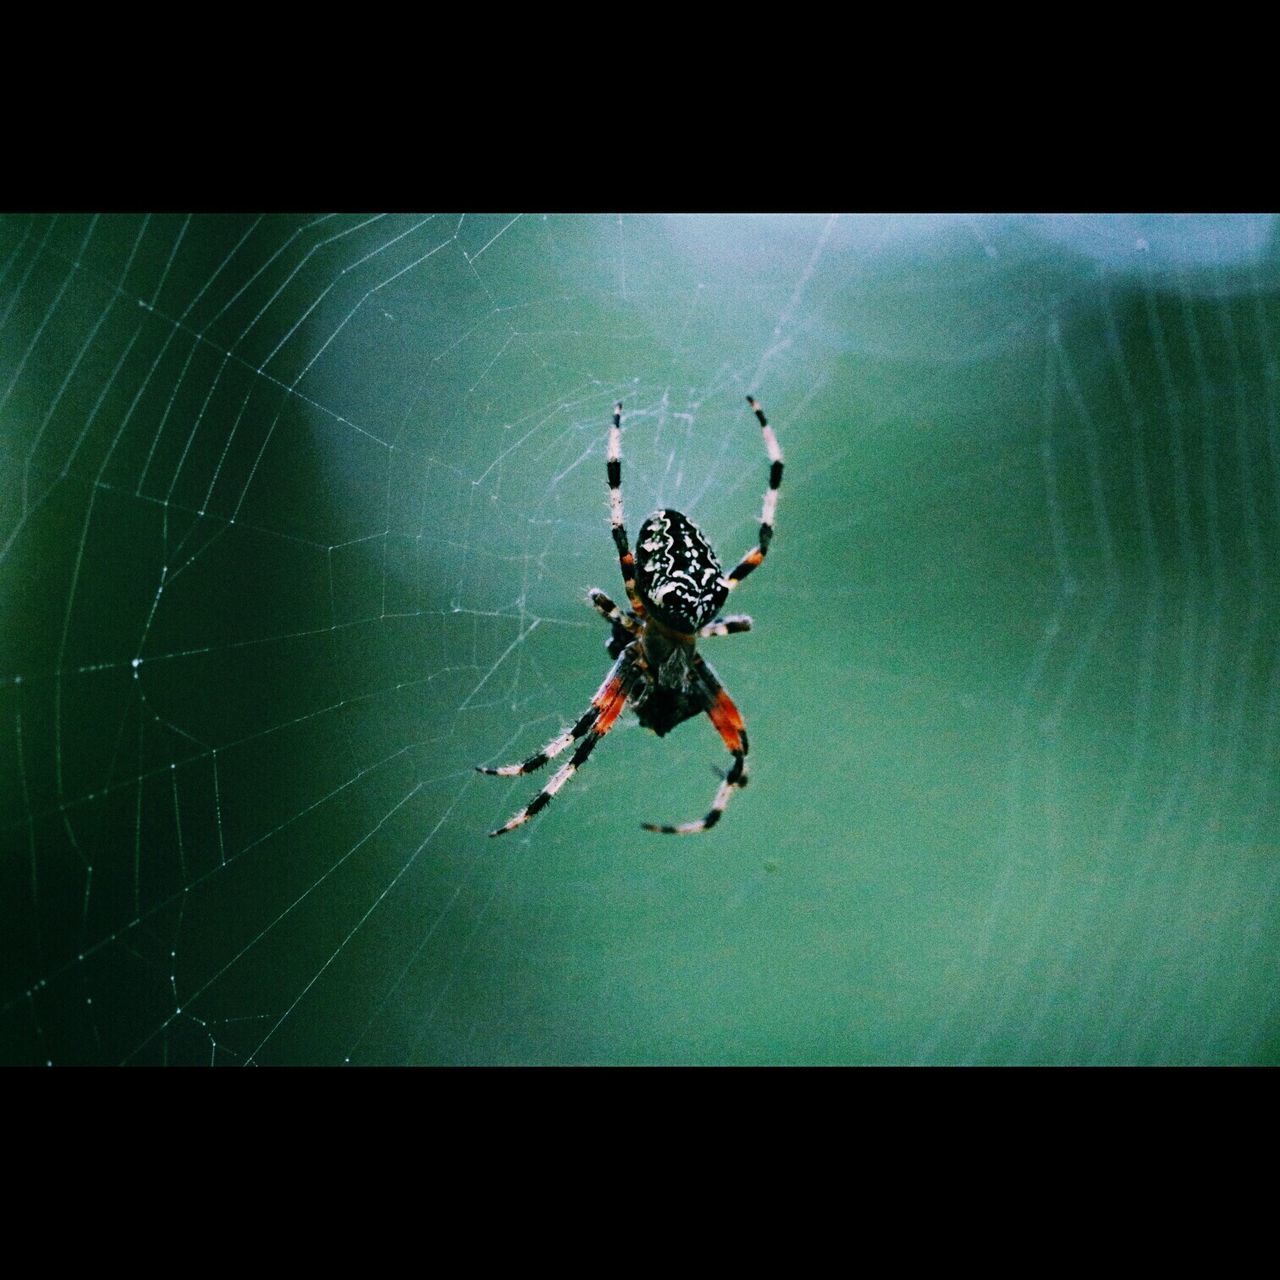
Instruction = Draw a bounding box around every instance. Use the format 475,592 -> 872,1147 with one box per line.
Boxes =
592,675 -> 621,710
707,688 -> 745,755
594,686 -> 628,733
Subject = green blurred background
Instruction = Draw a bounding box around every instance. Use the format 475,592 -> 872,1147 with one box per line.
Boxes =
2,212 -> 1278,1065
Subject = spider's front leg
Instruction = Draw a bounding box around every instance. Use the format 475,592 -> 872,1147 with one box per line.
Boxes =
478,646 -> 642,837
608,402 -> 648,617
724,395 -> 784,591
642,656 -> 748,835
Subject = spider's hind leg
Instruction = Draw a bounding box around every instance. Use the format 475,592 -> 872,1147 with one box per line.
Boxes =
642,656 -> 749,835
484,650 -> 641,837
477,646 -> 635,782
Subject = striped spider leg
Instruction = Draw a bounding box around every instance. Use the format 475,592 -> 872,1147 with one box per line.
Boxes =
723,395 -> 784,591
697,614 -> 752,639
608,402 -> 647,618
478,645 -> 643,837
642,655 -> 749,834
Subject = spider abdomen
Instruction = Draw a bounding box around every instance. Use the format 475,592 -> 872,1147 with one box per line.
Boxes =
633,681 -> 706,737
635,509 -> 728,633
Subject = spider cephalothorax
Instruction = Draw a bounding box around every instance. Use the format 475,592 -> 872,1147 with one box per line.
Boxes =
478,396 -> 784,836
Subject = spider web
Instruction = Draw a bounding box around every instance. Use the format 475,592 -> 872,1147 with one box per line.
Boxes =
2,212 -> 1278,1065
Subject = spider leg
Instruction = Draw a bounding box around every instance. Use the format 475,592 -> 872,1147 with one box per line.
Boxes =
724,394 -> 784,591
642,657 -> 748,835
588,587 -> 640,634
697,613 -> 752,639
476,647 -> 635,780
608,402 -> 648,617
591,586 -> 642,659
483,648 -> 641,837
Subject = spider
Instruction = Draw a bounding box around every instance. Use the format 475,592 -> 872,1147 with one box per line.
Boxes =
477,395 -> 783,837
